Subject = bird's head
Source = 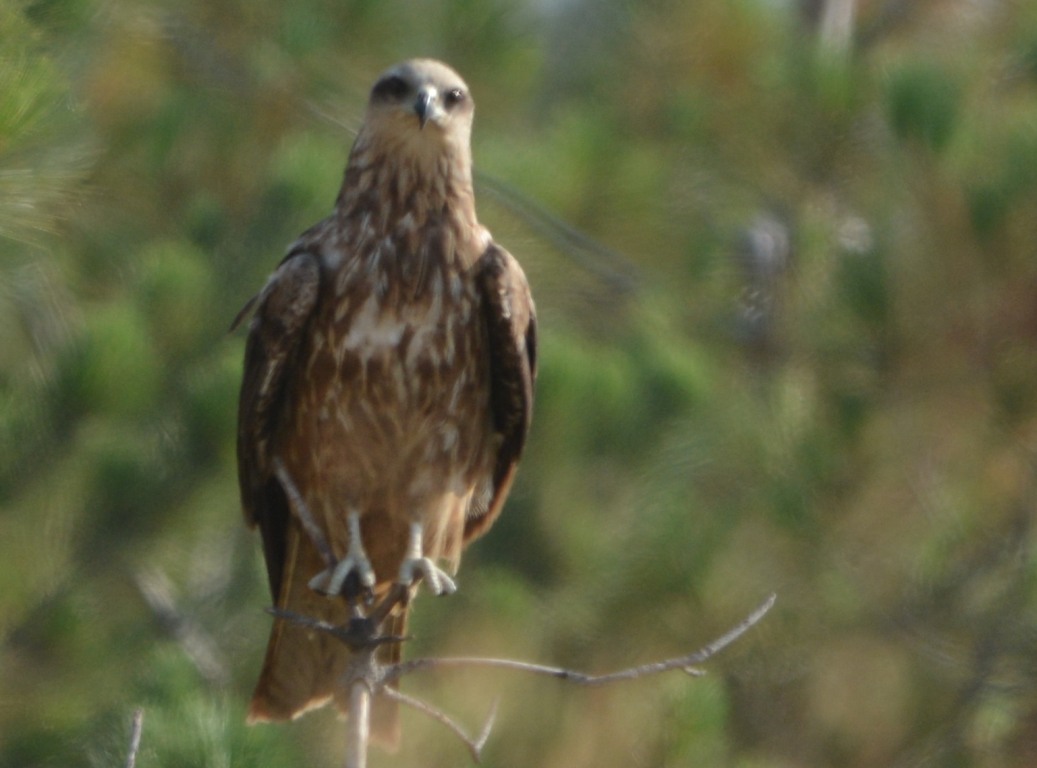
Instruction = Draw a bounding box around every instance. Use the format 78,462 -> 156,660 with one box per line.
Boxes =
363,59 -> 474,160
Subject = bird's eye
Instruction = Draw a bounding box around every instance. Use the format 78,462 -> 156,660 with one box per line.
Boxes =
444,88 -> 466,108
372,75 -> 409,101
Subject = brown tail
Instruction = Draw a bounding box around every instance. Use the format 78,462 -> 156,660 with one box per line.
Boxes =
247,519 -> 406,749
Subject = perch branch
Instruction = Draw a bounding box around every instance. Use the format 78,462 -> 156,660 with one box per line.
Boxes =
266,607 -> 407,650
273,592 -> 776,767
387,592 -> 777,686
266,462 -> 779,767
346,681 -> 372,768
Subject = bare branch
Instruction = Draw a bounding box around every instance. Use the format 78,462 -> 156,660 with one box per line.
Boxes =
125,708 -> 144,768
346,681 -> 371,768
134,569 -> 228,686
271,592 -> 775,764
267,454 -> 776,766
388,593 -> 777,686
473,698 -> 500,757
384,687 -> 498,764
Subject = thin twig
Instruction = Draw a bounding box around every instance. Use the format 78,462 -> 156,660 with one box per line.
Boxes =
384,688 -> 498,764
125,708 -> 144,768
134,569 -> 228,685
388,593 -> 777,686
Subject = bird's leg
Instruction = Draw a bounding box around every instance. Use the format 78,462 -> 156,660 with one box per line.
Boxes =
308,511 -> 377,599
273,457 -> 336,569
397,521 -> 457,596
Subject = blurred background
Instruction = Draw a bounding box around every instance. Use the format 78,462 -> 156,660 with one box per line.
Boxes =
4,0 -> 1037,765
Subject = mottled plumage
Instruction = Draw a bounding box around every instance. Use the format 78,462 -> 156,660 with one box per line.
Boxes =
235,59 -> 536,746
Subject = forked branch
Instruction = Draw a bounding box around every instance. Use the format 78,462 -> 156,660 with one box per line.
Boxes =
384,688 -> 499,763
268,458 -> 776,767
388,592 -> 777,687
274,592 -> 776,768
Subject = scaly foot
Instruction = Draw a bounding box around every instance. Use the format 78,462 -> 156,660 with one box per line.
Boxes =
397,521 -> 457,596
309,511 -> 376,598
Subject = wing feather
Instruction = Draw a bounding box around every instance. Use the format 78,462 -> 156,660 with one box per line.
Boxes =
464,243 -> 537,543
236,251 -> 321,598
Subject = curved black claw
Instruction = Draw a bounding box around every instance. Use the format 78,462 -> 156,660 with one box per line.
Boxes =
268,607 -> 410,651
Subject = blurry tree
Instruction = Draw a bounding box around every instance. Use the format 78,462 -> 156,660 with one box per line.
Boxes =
4,0 -> 1037,766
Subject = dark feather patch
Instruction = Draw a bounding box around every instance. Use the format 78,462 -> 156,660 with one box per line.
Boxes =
464,243 -> 537,543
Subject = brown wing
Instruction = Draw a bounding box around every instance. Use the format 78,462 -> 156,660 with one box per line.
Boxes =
236,250 -> 321,599
464,242 -> 537,543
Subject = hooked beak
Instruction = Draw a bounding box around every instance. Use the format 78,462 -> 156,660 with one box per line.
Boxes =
414,87 -> 436,129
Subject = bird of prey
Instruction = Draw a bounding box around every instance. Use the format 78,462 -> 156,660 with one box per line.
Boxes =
234,59 -> 537,746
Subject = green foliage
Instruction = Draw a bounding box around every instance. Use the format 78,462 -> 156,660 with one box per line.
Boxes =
0,4 -> 87,246
886,62 -> 963,152
137,240 -> 217,357
56,301 -> 163,420
6,1 -> 1037,767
